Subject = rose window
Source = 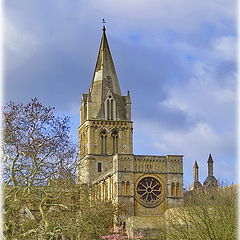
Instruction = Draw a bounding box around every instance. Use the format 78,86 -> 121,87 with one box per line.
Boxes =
136,177 -> 162,207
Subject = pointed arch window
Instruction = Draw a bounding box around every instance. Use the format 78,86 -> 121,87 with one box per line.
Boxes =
171,183 -> 175,196
105,95 -> 115,120
110,98 -> 114,120
112,129 -> 119,154
121,181 -> 125,195
100,129 -> 107,154
107,98 -> 111,120
126,181 -> 130,195
176,183 -> 180,196
105,181 -> 108,200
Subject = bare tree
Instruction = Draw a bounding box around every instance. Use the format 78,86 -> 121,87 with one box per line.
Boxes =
3,99 -> 120,240
4,181 -> 118,240
3,98 -> 76,186
165,185 -> 237,240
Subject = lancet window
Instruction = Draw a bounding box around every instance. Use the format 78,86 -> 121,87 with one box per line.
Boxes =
171,182 -> 180,197
105,181 -> 108,200
126,181 -> 130,195
111,129 -> 119,154
176,183 -> 180,196
105,95 -> 115,120
171,183 -> 175,196
100,129 -> 107,154
97,162 -> 102,172
121,181 -> 125,195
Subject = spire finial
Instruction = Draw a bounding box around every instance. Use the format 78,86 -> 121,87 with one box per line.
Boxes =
193,160 -> 199,169
102,18 -> 106,31
208,153 -> 213,163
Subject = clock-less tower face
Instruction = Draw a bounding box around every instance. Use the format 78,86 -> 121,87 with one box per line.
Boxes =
136,176 -> 163,208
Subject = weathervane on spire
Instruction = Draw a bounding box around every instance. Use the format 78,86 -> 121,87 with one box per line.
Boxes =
102,18 -> 106,31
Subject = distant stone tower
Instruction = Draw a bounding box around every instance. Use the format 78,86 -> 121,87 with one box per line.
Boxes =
78,26 -> 184,235
203,154 -> 218,188
190,161 -> 202,190
190,154 -> 218,191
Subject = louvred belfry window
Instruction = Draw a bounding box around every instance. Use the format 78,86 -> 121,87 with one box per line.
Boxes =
105,94 -> 116,120
106,97 -> 113,120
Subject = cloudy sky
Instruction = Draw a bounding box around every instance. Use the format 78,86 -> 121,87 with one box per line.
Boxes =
3,0 -> 237,187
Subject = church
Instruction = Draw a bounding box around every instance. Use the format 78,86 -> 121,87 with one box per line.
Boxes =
77,25 -> 219,237
77,25 -> 184,234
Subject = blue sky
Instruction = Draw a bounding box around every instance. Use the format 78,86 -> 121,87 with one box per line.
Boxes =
3,0 -> 237,187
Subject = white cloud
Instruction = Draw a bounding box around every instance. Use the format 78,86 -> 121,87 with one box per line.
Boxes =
134,55 -> 236,185
4,21 -> 35,52
163,60 -> 236,123
212,36 -> 237,62
136,115 -> 235,185
89,0 -> 236,33
4,17 -> 40,70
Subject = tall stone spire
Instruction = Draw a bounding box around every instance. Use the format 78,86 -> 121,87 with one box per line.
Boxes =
91,26 -> 121,95
193,161 -> 199,182
207,153 -> 213,177
203,154 -> 218,189
190,161 -> 202,191
88,26 -> 123,119
80,26 -> 131,123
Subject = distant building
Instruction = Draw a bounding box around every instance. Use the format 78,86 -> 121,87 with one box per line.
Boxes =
190,154 -> 218,191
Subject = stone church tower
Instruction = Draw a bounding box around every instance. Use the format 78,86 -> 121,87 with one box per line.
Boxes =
78,26 -> 183,230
